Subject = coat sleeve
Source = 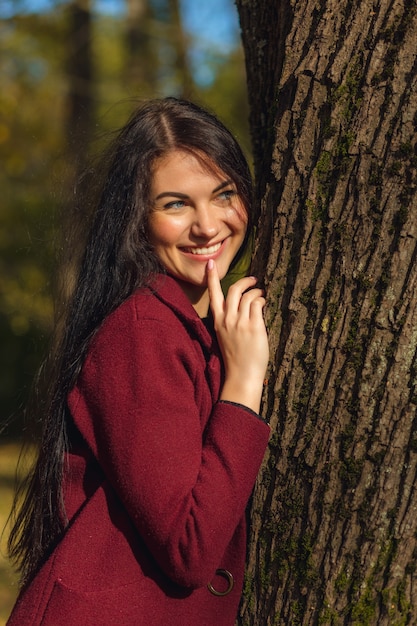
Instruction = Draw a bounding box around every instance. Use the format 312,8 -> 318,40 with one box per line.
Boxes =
68,302 -> 270,589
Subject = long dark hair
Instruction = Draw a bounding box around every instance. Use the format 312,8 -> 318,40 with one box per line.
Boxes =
7,97 -> 253,586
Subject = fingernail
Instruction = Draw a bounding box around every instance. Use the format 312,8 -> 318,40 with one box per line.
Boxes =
207,259 -> 214,270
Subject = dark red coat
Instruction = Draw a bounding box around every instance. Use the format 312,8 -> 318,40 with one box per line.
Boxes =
8,275 -> 270,626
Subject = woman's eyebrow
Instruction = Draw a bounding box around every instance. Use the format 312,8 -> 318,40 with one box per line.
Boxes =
155,191 -> 189,200
154,180 -> 234,201
213,180 -> 233,193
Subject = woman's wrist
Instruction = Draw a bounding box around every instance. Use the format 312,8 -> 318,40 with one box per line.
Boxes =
220,378 -> 263,414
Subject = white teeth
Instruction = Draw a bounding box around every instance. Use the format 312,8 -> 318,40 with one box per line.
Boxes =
185,242 -> 222,255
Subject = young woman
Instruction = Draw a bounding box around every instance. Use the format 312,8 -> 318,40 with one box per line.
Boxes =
7,97 -> 270,626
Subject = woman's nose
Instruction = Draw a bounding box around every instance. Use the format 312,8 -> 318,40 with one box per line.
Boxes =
190,205 -> 218,238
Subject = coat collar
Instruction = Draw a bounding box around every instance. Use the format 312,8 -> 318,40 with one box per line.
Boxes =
147,273 -> 215,354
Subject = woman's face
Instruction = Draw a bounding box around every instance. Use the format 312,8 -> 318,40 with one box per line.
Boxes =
148,150 -> 247,311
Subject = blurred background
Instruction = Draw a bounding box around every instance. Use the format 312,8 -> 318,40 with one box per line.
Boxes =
0,0 -> 249,619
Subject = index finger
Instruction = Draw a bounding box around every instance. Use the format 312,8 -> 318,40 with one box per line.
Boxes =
206,259 -> 225,319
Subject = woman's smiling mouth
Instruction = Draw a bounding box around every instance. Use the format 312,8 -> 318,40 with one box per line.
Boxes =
182,241 -> 223,255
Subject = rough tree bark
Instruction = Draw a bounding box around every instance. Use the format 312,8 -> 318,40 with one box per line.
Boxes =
235,0 -> 417,624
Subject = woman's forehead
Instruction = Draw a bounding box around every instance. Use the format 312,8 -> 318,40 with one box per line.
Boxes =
152,149 -> 228,179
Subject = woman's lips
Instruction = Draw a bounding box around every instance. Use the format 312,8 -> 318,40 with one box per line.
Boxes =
182,241 -> 222,255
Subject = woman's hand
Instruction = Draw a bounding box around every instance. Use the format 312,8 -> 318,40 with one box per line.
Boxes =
207,259 -> 269,413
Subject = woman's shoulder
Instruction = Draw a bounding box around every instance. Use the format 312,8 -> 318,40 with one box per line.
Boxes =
97,289 -> 179,340
105,276 -> 199,327
94,279 -> 197,345
86,276 -> 212,363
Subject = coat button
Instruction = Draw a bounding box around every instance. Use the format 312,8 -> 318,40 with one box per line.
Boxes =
207,569 -> 234,596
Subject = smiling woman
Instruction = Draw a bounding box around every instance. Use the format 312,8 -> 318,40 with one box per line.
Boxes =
149,150 -> 247,315
6,98 -> 270,626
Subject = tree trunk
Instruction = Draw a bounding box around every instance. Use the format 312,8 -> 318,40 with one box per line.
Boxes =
167,0 -> 194,98
125,0 -> 157,92
66,0 -> 93,182
59,0 -> 94,314
236,1 -> 417,624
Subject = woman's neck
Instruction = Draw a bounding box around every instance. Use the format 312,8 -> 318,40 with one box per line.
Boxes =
175,280 -> 210,317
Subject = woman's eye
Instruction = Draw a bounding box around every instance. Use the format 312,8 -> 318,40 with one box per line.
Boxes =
217,189 -> 237,202
164,200 -> 186,210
